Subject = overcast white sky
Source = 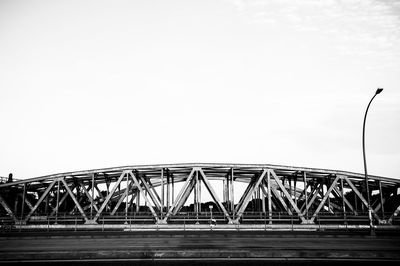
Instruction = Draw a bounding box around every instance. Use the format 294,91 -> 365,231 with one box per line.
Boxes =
1,0 -> 399,180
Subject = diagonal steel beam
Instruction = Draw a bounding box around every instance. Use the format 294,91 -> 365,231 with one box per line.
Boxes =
319,187 -> 334,214
199,169 -> 233,223
127,191 -> 137,210
301,183 -> 321,214
0,194 -> 18,223
234,169 -> 267,222
138,174 -> 161,210
373,199 -> 385,213
297,183 -> 311,203
389,204 -> 400,224
260,180 -> 277,210
162,168 -> 196,223
310,176 -> 340,223
344,176 -> 381,222
129,171 -> 159,223
172,176 -> 196,215
92,171 -> 127,223
270,169 -> 306,223
61,178 -> 89,223
147,179 -> 161,206
79,183 -> 99,212
50,184 -> 76,216
270,184 -> 292,215
24,197 -> 34,211
234,176 -> 256,214
332,186 -> 357,215
94,184 -> 105,200
110,179 -> 136,215
24,180 -> 57,223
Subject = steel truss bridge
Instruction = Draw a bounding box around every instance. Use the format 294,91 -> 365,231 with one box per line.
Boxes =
1,163 -> 400,231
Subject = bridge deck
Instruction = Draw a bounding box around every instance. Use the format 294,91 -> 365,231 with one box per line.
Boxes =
1,231 -> 400,264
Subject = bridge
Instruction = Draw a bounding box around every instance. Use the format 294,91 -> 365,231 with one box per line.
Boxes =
1,163 -> 400,264
1,163 -> 399,230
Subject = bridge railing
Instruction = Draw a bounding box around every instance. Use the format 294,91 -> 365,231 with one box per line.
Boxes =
1,211 -> 398,232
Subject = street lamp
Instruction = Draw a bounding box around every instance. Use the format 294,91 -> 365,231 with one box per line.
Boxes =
362,88 -> 383,235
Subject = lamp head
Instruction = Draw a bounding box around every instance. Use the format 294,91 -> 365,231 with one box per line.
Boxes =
376,88 -> 383,94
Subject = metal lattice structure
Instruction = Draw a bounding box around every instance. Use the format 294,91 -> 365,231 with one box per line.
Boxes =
1,163 -> 400,230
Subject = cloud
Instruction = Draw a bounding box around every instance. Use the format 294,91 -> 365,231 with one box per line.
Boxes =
224,0 -> 400,70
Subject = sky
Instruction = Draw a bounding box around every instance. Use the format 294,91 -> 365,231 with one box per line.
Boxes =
0,0 -> 399,180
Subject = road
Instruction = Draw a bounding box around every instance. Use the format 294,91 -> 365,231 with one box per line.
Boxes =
1,231 -> 400,265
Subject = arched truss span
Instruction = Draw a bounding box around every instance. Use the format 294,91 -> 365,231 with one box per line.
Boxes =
1,163 -> 399,228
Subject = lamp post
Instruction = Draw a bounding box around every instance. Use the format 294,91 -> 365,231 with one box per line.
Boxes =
362,88 -> 383,236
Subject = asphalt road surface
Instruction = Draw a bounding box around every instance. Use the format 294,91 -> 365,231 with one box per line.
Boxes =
1,231 -> 400,265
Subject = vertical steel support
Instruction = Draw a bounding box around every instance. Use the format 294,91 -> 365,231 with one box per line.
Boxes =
199,177 -> 202,213
136,190 -> 140,212
14,195 -> 19,215
230,168 -> 234,213
354,192 -> 358,213
91,174 -> 95,220
223,179 -> 227,203
172,174 -> 175,205
327,177 -> 331,213
289,177 -> 292,211
303,172 -> 308,220
166,171 -> 170,209
45,194 -> 49,216
20,184 -> 26,222
161,168 -> 164,215
125,173 -> 129,221
262,181 -> 266,213
194,170 -> 199,214
226,174 -> 230,212
56,179 -> 60,224
321,181 -> 325,213
379,181 -> 384,218
267,170 -> 272,224
195,170 -> 199,222
341,177 -> 346,223
294,176 -> 297,205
